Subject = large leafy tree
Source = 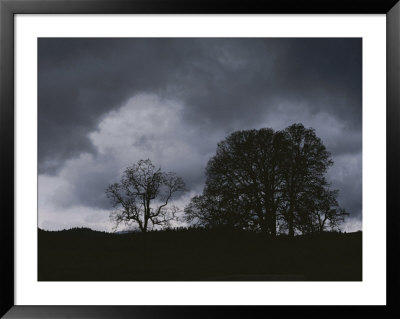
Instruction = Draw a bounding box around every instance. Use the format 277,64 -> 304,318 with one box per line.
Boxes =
187,128 -> 285,235
185,124 -> 347,236
279,124 -> 334,236
106,159 -> 186,232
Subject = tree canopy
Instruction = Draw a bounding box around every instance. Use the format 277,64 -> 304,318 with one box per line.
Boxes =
185,124 -> 348,235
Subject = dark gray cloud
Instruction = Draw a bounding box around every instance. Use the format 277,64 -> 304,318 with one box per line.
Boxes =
38,38 -> 362,230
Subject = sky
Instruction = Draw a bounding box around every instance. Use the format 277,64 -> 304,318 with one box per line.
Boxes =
38,38 -> 362,232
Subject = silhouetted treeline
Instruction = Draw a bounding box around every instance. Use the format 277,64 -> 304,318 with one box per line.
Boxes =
185,124 -> 348,236
38,227 -> 361,281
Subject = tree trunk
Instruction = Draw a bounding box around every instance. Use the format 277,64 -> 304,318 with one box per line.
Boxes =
143,214 -> 148,233
266,203 -> 277,236
270,212 -> 277,236
143,198 -> 150,232
288,206 -> 294,237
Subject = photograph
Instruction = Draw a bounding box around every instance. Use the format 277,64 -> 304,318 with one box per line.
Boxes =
37,37 -> 362,281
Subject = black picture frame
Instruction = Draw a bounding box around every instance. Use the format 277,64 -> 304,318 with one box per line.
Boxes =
1,0 -> 399,318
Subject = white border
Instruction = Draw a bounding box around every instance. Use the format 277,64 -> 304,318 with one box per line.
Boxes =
15,14 -> 386,305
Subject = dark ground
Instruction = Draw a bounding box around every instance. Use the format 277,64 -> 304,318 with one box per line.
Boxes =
38,228 -> 362,281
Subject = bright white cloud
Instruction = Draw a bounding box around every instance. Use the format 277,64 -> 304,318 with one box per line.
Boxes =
89,93 -> 221,179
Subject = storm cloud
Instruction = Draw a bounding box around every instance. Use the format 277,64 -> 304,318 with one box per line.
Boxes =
38,38 -> 362,231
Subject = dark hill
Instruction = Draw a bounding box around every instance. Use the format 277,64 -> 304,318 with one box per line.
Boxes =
38,228 -> 362,281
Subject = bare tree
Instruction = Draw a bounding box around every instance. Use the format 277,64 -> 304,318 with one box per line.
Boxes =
106,159 -> 186,232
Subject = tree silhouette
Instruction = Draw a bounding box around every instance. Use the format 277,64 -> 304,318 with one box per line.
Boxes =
200,128 -> 284,234
106,159 -> 186,232
296,187 -> 348,234
279,124 -> 334,236
184,192 -> 248,230
185,124 -> 347,236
